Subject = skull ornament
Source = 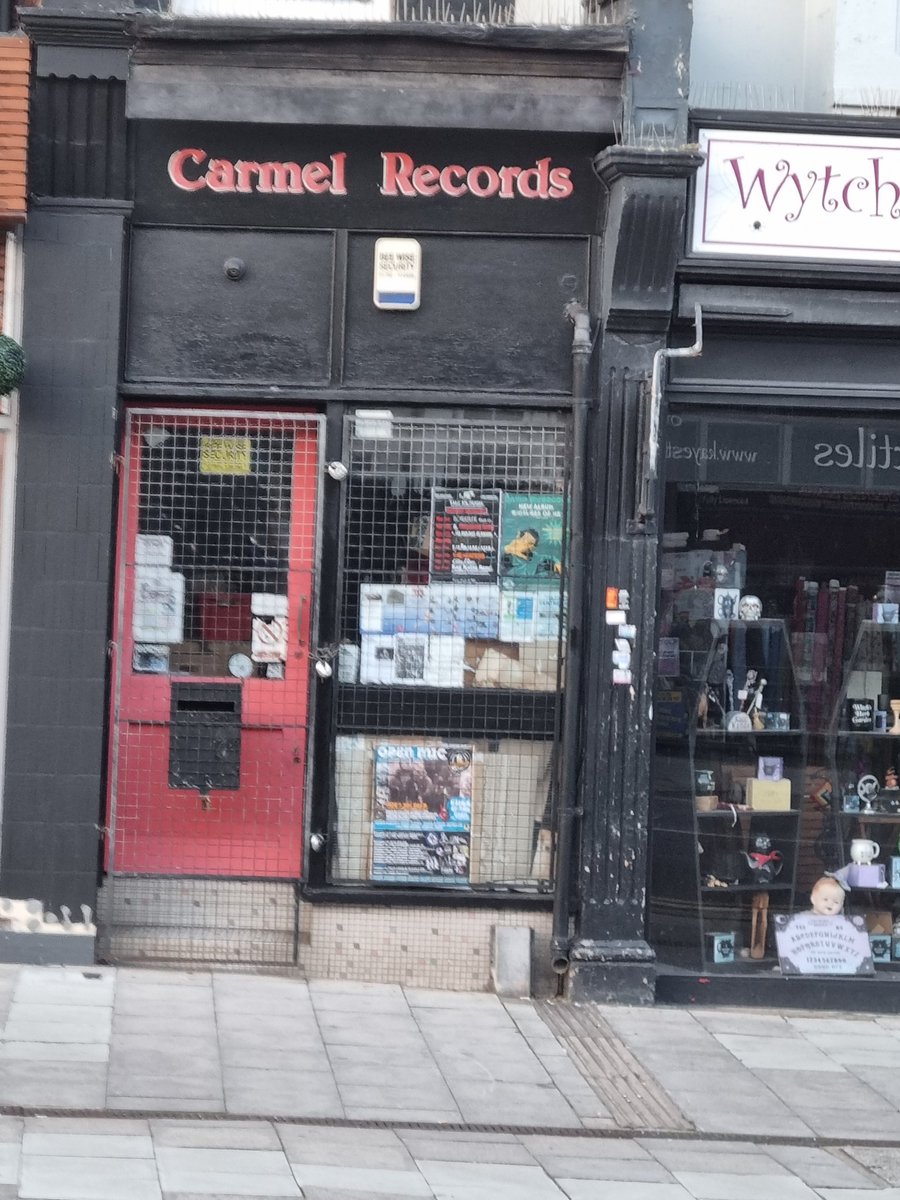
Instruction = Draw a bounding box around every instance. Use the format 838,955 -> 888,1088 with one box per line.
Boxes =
738,594 -> 762,620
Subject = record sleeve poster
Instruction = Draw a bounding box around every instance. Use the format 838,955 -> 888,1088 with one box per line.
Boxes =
371,743 -> 474,885
499,494 -> 564,582
430,490 -> 500,580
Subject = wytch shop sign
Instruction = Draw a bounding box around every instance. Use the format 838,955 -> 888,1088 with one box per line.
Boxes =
692,128 -> 900,264
134,122 -> 601,234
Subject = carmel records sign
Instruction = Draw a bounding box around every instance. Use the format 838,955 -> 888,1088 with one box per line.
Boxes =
692,127 -> 900,264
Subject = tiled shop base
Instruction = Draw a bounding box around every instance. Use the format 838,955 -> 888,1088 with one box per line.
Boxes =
305,905 -> 554,992
98,879 -> 554,992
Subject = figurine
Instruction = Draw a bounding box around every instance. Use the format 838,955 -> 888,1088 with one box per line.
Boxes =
850,837 -> 880,865
886,766 -> 899,790
857,774 -> 880,814
810,876 -> 846,916
738,595 -> 763,621
750,892 -> 769,960
741,832 -> 783,884
745,676 -> 768,731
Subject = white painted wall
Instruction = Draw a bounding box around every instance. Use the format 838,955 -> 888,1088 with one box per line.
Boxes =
171,0 -> 583,23
833,0 -> 900,110
173,0 -> 393,20
690,0 -> 837,112
0,229 -> 23,841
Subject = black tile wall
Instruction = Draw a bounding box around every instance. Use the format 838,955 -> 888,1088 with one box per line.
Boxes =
1,207 -> 125,915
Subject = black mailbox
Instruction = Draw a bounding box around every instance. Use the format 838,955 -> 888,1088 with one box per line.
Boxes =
169,682 -> 242,792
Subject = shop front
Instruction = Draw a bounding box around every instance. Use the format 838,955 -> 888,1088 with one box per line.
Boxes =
8,9 -> 683,991
104,102 -> 603,972
649,115 -> 900,1008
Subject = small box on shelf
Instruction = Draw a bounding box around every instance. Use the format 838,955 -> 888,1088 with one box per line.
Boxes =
891,857 -> 900,889
706,932 -> 736,964
746,778 -> 792,811
870,933 -> 892,962
845,698 -> 875,732
848,863 -> 887,888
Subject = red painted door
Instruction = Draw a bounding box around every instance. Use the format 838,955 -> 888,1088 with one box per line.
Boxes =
107,410 -> 322,878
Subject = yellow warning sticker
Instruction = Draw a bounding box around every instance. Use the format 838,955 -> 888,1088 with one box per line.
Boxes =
199,436 -> 252,475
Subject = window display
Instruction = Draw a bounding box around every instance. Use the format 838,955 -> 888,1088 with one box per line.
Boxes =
650,409 -> 900,978
332,412 -> 568,890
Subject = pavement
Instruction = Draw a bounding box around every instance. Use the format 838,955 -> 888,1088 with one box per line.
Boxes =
2,965 -> 900,1196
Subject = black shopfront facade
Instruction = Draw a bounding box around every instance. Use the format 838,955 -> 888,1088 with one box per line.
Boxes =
8,8 -> 703,998
649,113 -> 900,1009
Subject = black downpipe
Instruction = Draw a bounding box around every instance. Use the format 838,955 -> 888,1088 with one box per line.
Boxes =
551,302 -> 592,974
0,0 -> 12,32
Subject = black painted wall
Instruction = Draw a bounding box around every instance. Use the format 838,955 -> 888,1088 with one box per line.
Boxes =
0,206 -> 125,913
126,227 -> 591,395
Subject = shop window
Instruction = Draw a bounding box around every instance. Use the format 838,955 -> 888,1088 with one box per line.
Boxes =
332,411 -> 569,891
650,409 -> 900,978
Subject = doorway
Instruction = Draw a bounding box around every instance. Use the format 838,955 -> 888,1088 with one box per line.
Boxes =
106,410 -> 323,886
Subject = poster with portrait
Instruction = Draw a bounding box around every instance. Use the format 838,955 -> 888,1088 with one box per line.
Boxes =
371,743 -> 474,886
499,494 -> 564,584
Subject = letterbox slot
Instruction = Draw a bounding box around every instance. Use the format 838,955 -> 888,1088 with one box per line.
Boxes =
176,699 -> 238,714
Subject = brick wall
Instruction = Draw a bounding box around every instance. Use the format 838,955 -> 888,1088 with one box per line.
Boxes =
0,35 -> 30,228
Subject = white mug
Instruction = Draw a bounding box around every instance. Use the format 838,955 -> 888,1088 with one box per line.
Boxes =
850,838 -> 880,865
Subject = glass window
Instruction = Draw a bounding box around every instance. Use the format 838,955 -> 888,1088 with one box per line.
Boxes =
650,409 -> 900,975
331,411 -> 569,891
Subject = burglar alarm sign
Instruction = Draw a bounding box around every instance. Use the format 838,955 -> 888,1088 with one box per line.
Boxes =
373,238 -> 421,311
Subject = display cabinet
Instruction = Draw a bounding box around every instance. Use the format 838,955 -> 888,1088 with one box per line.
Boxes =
828,621 -> 900,967
650,618 -> 807,969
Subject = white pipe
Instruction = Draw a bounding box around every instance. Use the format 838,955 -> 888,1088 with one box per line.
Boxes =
643,303 -> 703,518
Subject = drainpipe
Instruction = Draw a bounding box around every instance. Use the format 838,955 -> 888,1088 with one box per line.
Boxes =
638,303 -> 703,521
551,301 -> 592,974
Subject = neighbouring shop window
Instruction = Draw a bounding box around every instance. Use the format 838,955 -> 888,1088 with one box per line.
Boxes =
332,411 -> 569,891
650,409 -> 900,976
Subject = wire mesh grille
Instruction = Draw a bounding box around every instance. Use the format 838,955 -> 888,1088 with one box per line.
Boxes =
332,413 -> 570,891
104,410 -> 323,965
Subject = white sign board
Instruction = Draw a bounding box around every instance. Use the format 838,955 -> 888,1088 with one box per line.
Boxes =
373,238 -> 421,310
692,128 -> 900,264
775,912 -> 874,976
132,566 -> 185,644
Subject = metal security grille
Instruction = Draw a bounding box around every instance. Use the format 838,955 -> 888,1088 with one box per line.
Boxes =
102,409 -> 323,966
332,413 -> 570,891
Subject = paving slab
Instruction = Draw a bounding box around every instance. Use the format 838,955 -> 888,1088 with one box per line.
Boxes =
21,1131 -> 154,1159
150,1122 -> 282,1151
556,1181 -> 690,1200
289,1166 -> 431,1196
670,1171 -> 820,1199
0,1146 -> 18,1187
763,1145 -> 882,1190
278,1126 -> 416,1171
18,1154 -> 161,1200
416,1159 -> 565,1199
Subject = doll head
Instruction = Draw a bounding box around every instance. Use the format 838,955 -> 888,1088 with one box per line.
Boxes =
810,876 -> 846,916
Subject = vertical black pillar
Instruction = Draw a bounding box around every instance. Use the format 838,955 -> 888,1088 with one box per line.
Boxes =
566,147 -> 702,1003
0,203 -> 127,914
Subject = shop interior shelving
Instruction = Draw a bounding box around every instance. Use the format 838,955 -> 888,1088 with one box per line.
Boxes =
650,618 -> 806,970
828,621 -> 900,969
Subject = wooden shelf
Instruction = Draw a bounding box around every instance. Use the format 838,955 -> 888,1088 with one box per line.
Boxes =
836,731 -> 900,739
697,808 -> 798,819
701,882 -> 793,894
696,729 -> 801,738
